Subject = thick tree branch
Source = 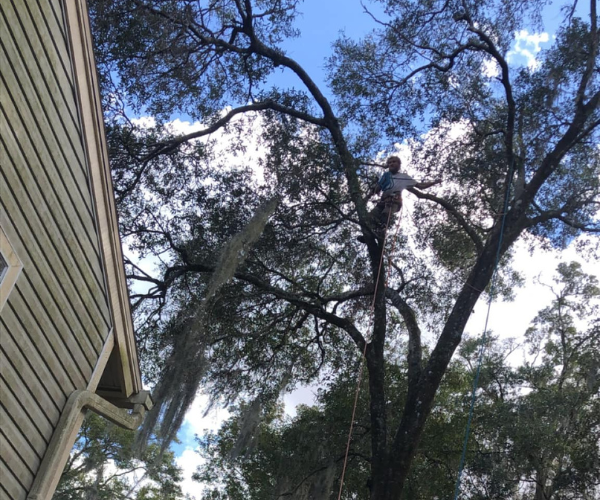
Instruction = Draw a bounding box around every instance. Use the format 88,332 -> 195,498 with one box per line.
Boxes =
575,0 -> 598,105
524,89 -> 600,207
247,258 -> 323,302
526,209 -> 600,232
146,262 -> 368,351
322,286 -> 375,304
140,100 -> 325,164
386,288 -> 423,398
407,187 -> 484,252
459,4 -> 517,171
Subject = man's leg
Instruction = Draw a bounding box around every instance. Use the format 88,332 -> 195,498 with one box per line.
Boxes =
379,199 -> 401,233
357,198 -> 400,243
357,203 -> 385,243
371,201 -> 389,238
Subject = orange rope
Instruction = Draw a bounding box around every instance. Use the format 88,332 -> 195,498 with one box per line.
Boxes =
336,206 -> 404,499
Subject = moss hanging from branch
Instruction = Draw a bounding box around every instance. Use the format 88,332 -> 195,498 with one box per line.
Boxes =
274,460 -> 337,500
306,462 -> 336,500
229,361 -> 296,460
229,398 -> 262,460
136,196 -> 280,453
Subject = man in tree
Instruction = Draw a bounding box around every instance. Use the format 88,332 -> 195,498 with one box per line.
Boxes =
360,155 -> 440,241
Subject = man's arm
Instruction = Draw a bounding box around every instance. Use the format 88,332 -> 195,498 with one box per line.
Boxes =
414,179 -> 442,189
367,173 -> 387,198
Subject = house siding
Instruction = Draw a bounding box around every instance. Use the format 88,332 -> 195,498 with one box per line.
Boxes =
0,1 -> 114,498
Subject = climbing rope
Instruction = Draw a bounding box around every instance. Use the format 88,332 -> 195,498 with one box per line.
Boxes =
337,206 -> 404,500
453,162 -> 516,499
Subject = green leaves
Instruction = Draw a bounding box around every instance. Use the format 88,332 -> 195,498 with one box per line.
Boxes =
461,262 -> 600,499
193,261 -> 599,499
56,413 -> 185,500
88,0 -> 599,496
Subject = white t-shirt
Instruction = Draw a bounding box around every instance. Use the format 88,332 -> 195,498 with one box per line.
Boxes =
378,171 -> 417,197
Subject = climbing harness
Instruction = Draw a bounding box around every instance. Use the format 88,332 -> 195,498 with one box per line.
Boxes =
378,192 -> 403,221
383,192 -> 403,209
453,162 -> 516,500
337,206 -> 404,499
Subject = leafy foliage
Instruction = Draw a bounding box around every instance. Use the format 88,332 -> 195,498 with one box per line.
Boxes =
195,263 -> 600,499
56,413 -> 185,500
88,0 -> 599,497
460,262 -> 600,499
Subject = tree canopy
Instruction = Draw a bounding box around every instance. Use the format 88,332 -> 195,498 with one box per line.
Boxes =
195,262 -> 600,499
89,0 -> 599,497
56,413 -> 185,500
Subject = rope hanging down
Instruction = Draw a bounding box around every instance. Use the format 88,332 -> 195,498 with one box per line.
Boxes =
337,206 -> 404,500
453,160 -> 516,500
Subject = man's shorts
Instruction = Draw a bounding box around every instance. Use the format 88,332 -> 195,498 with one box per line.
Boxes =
378,194 -> 402,214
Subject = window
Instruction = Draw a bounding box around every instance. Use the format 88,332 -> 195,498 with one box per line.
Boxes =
0,223 -> 23,311
0,252 -> 7,282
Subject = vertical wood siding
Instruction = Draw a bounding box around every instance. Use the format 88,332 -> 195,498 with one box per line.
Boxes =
0,1 -> 114,497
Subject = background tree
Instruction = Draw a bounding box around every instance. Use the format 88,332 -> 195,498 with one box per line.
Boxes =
194,263 -> 600,499
56,413 -> 185,500
195,359 -> 471,499
89,0 -> 599,497
458,262 -> 600,500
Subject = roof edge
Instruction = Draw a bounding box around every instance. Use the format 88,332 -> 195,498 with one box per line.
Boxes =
63,0 -> 142,396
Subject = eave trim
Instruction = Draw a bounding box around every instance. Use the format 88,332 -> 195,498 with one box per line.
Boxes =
62,0 -> 141,395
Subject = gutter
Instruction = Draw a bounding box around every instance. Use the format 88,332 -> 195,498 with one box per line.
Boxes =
28,389 -> 152,500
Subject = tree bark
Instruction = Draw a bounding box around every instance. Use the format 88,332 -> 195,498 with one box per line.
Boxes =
369,216 -> 526,499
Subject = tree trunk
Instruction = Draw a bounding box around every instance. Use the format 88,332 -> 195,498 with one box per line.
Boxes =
534,471 -> 546,500
370,460 -> 412,500
368,221 -> 526,499
534,467 -> 554,500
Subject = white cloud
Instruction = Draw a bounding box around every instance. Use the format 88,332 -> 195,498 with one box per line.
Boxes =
131,115 -> 157,129
181,393 -> 232,441
466,235 -> 599,360
133,111 -> 271,185
507,30 -> 550,69
283,385 -> 317,416
175,393 -> 231,498
164,112 -> 270,185
98,458 -> 154,496
176,448 -> 206,499
482,58 -> 500,78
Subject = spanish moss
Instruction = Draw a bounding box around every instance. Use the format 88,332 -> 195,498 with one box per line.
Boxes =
136,197 -> 280,453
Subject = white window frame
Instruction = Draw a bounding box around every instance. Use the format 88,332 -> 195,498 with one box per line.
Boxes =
0,222 -> 23,312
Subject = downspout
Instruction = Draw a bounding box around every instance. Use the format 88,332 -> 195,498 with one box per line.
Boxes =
28,389 -> 152,500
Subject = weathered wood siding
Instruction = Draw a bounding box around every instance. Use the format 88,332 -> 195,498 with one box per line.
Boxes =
0,1 -> 113,498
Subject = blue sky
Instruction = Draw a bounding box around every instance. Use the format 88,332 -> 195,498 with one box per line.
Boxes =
266,0 -> 385,87
261,0 -> 588,93
123,1 -> 598,496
